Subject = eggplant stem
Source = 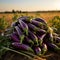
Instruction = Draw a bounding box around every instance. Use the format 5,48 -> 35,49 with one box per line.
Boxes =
2,47 -> 33,60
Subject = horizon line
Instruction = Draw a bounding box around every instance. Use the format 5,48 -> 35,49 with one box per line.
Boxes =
0,10 -> 60,12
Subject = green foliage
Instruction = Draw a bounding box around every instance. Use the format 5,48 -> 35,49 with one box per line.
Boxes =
0,35 -> 11,59
35,12 -> 40,18
0,16 -> 8,32
25,12 -> 28,16
48,16 -> 60,34
12,14 -> 18,22
0,35 -> 33,60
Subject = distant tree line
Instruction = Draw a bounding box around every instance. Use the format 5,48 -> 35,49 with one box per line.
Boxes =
5,10 -> 22,13
0,10 -> 60,13
0,10 -> 31,13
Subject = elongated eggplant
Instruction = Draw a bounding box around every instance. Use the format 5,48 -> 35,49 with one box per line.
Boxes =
41,43 -> 47,55
12,42 -> 34,52
31,20 -> 42,27
55,37 -> 60,43
37,29 -> 46,37
46,42 -> 60,51
25,36 -> 34,45
28,30 -> 38,46
28,23 -> 39,31
34,18 -> 47,24
18,16 -> 30,23
34,47 -> 41,56
15,26 -> 24,43
18,20 -> 28,35
31,20 -> 47,30
10,33 -> 19,42
11,21 -> 19,27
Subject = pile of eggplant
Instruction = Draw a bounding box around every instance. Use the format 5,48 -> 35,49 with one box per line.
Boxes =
10,16 -> 60,56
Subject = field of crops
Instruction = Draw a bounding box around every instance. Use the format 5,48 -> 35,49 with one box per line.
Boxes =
0,12 -> 60,21
0,12 -> 60,60
0,12 -> 60,32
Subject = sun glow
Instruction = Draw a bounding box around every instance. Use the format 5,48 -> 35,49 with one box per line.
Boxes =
55,2 -> 60,10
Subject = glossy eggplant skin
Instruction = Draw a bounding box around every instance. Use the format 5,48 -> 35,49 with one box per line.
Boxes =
12,42 -> 34,52
34,47 -> 41,56
10,16 -> 60,55
18,16 -> 30,23
34,18 -> 47,24
55,37 -> 60,43
18,20 -> 28,35
10,33 -> 19,42
31,20 -> 48,30
36,29 -> 46,37
46,42 -> 60,51
11,21 -> 19,27
15,26 -> 24,43
28,23 -> 39,31
31,20 -> 42,27
28,30 -> 39,46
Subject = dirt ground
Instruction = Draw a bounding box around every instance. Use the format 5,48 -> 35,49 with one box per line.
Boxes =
1,51 -> 60,60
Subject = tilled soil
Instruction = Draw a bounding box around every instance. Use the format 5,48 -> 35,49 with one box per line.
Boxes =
1,51 -> 60,60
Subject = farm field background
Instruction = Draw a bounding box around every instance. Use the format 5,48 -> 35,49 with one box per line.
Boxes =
0,12 -> 60,22
0,12 -> 60,32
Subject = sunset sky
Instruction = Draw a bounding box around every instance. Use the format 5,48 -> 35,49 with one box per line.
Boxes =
0,0 -> 60,12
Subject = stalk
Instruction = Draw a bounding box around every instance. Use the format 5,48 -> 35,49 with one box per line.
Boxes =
2,47 -> 33,60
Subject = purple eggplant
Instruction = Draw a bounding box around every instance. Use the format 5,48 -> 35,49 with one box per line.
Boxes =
31,20 -> 47,30
18,16 -> 30,23
28,23 -> 39,31
43,32 -> 53,43
12,42 -> 34,52
11,21 -> 19,27
18,20 -> 28,35
28,30 -> 38,46
31,20 -> 42,27
55,37 -> 60,43
41,43 -> 47,55
25,36 -> 34,45
53,37 -> 60,46
46,42 -> 60,51
37,29 -> 46,37
34,47 -> 41,56
15,26 -> 24,43
34,18 -> 47,24
10,33 -> 19,42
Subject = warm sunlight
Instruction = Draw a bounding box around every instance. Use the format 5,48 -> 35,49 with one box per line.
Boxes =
0,0 -> 60,11
55,2 -> 60,10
